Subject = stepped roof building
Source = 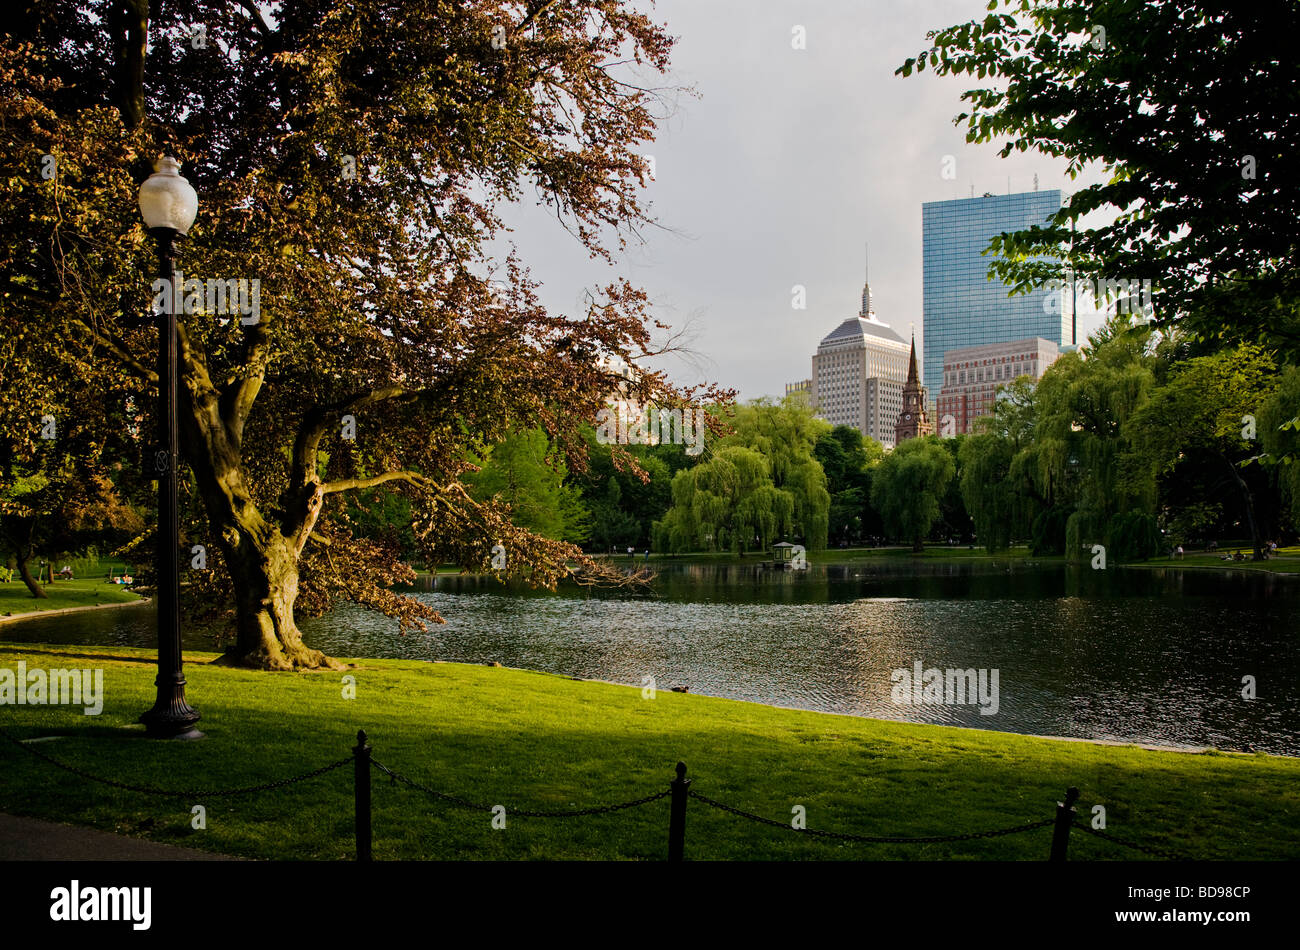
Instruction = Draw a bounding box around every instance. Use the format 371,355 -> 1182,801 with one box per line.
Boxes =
809,262 -> 911,449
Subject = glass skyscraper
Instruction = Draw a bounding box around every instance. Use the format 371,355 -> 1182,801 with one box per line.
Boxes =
921,190 -> 1066,394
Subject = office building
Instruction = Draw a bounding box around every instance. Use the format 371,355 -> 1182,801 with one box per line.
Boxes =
922,190 -> 1065,395
810,270 -> 910,449
936,337 -> 1059,434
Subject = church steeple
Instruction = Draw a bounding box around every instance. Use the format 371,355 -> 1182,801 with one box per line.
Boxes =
859,243 -> 874,319
895,330 -> 933,445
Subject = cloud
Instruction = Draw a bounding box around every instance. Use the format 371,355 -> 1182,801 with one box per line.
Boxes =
497,0 -> 1109,399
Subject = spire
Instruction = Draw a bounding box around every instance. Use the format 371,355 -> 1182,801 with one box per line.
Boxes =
906,332 -> 920,385
859,242 -> 873,318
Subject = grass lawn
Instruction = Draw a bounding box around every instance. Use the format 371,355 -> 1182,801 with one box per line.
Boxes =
613,544 -> 1300,571
0,563 -> 142,617
1,642 -> 1296,861
1124,547 -> 1300,573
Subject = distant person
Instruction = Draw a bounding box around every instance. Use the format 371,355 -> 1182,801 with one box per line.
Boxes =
1175,545 -> 1184,560
627,546 -> 634,560
644,549 -> 649,563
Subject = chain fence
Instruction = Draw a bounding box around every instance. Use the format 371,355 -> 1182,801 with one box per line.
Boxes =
0,726 -> 1192,861
0,727 -> 351,799
1071,820 -> 1189,861
371,757 -> 670,818
687,789 -> 1057,844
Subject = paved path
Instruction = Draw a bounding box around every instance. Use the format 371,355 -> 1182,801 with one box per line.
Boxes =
0,813 -> 243,861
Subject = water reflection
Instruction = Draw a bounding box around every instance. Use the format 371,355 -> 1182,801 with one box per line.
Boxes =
3,561 -> 1297,753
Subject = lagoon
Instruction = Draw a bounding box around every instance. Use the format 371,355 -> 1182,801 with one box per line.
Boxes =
6,559 -> 1298,754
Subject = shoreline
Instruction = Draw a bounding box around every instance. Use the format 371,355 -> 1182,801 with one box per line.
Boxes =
0,597 -> 151,627
406,658 -> 1282,759
2,638 -> 1276,758
413,551 -> 1300,578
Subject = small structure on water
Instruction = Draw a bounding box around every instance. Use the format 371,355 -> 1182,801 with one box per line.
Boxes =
763,541 -> 805,571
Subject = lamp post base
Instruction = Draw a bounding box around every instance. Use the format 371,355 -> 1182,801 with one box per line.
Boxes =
139,693 -> 204,740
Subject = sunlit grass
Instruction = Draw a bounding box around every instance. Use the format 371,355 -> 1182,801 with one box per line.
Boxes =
1,642 -> 1296,861
0,560 -> 142,617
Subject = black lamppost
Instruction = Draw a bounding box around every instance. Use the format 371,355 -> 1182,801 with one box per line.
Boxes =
137,156 -> 202,740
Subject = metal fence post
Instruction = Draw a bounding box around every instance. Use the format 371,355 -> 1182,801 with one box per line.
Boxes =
668,761 -> 689,862
354,729 -> 372,862
1049,786 -> 1080,862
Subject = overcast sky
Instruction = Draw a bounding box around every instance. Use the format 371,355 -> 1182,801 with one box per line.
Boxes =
498,0 -> 1109,400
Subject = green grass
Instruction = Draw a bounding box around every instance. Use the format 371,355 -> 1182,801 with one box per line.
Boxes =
1123,547 -> 1300,573
414,544 -> 1300,580
0,560 -> 142,617
632,544 -> 1300,571
1,642 -> 1296,861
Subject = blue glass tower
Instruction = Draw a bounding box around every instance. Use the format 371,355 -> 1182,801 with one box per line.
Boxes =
921,190 -> 1065,393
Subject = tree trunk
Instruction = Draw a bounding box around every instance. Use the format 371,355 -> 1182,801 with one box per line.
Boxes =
1222,454 -> 1264,561
912,538 -> 925,553
177,327 -> 351,670
182,435 -> 341,669
16,552 -> 47,599
216,528 -> 343,671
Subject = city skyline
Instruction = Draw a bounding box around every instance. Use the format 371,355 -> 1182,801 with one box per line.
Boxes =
493,0 -> 1113,403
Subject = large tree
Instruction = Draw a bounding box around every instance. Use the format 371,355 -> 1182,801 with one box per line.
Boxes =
870,437 -> 955,553
815,425 -> 882,545
465,427 -> 591,545
2,1 -> 723,669
721,395 -> 831,550
654,445 -> 794,555
899,0 -> 1300,357
1126,344 -> 1279,559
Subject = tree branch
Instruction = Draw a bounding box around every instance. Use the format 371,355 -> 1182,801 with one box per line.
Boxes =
289,385 -> 412,489
73,317 -> 157,384
320,470 -> 432,495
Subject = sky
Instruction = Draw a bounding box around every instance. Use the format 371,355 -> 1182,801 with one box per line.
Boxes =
496,0 -> 1110,401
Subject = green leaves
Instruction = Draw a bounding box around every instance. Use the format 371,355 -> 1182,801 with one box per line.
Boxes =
898,0 -> 1300,358
871,437 -> 956,550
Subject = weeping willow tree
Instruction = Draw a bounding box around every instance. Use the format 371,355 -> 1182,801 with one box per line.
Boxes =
1258,367 -> 1300,529
959,377 -> 1040,553
654,446 -> 793,555
870,436 -> 955,552
715,395 -> 830,550
1027,319 -> 1159,561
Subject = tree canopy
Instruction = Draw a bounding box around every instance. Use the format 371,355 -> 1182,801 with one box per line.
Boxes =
870,436 -> 956,552
2,1 -> 726,668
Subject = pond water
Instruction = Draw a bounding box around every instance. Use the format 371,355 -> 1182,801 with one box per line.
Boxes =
5,560 -> 1298,754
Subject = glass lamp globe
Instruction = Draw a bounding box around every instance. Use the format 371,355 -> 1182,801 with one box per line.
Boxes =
137,156 -> 198,235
